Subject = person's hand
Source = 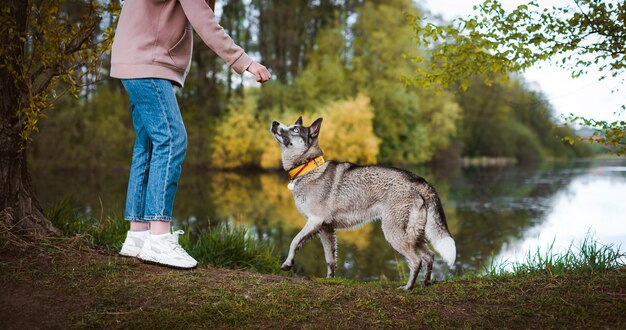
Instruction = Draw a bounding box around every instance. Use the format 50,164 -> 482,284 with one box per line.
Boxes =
247,61 -> 271,83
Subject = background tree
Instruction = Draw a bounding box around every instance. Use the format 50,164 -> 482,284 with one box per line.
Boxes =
314,95 -> 380,164
211,95 -> 266,169
455,76 -> 591,161
0,0 -> 115,234
253,0 -> 340,83
351,0 -> 461,164
30,89 -> 133,169
406,0 -> 625,154
24,0 -> 594,177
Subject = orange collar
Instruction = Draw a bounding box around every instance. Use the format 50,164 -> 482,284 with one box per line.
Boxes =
287,156 -> 325,180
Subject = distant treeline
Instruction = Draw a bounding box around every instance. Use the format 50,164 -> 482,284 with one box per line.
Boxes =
30,0 -> 592,170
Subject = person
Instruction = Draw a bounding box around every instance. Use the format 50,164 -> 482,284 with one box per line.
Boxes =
110,0 -> 270,269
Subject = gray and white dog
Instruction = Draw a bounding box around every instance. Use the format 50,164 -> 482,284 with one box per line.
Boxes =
270,117 -> 456,290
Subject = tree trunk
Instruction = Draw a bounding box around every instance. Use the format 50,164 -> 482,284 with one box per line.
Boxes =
0,0 -> 60,236
0,150 -> 60,236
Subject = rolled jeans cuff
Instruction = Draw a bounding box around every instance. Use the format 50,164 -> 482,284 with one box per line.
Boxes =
142,215 -> 173,222
125,216 -> 151,223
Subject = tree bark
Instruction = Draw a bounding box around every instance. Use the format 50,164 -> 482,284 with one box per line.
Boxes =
0,151 -> 60,236
0,0 -> 60,236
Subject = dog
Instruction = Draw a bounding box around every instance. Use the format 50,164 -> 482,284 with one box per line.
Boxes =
270,117 -> 456,290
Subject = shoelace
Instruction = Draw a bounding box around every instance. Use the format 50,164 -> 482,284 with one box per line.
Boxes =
167,230 -> 188,255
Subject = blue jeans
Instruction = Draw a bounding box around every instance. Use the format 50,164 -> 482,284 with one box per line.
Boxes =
122,79 -> 187,222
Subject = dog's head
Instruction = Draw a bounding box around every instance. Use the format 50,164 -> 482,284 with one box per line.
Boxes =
270,116 -> 323,170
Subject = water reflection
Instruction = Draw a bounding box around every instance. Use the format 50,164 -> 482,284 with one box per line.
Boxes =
495,166 -> 626,267
32,159 -> 626,281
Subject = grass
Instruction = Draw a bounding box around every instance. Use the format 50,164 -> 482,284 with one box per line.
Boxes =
483,235 -> 626,277
183,223 -> 281,274
47,199 -> 625,280
46,199 -> 127,252
46,200 -> 281,274
2,206 -> 626,328
1,235 -> 625,328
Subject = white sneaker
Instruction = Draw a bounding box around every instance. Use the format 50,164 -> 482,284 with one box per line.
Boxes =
119,230 -> 148,257
137,230 -> 198,269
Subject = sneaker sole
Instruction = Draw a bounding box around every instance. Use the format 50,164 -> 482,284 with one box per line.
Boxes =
119,251 -> 140,258
138,256 -> 198,270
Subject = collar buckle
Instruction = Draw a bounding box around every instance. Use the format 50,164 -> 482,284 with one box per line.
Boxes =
287,156 -> 325,181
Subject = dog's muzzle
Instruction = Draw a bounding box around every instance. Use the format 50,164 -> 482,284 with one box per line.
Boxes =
271,121 -> 286,145
271,121 -> 280,134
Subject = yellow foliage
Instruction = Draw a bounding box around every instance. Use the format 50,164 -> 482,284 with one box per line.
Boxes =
312,94 -> 381,164
217,94 -> 380,170
211,97 -> 265,169
260,95 -> 380,169
259,138 -> 282,169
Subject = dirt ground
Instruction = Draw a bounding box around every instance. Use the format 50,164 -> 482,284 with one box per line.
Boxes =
1,235 -> 625,329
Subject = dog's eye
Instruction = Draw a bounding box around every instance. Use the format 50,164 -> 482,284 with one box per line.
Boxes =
292,127 -> 299,133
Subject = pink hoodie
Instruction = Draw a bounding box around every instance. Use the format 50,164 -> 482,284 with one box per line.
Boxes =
110,0 -> 252,87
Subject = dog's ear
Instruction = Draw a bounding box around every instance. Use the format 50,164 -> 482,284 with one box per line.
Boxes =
309,117 -> 323,139
294,116 -> 303,126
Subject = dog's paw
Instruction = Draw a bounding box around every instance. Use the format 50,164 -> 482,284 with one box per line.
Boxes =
280,262 -> 293,271
397,285 -> 413,291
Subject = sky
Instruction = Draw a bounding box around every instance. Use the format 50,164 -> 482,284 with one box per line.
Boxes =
419,0 -> 624,123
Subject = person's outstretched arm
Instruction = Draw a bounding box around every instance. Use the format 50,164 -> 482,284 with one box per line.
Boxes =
179,0 -> 270,83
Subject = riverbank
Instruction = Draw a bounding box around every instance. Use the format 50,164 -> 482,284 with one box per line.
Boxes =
30,158 -> 626,281
1,235 -> 624,329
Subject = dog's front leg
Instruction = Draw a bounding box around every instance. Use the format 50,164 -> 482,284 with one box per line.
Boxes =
281,219 -> 323,271
319,226 -> 337,278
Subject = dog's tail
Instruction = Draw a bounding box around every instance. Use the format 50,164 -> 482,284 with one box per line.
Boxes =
425,198 -> 456,267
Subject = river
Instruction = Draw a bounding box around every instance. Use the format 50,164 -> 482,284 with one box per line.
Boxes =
32,158 -> 626,280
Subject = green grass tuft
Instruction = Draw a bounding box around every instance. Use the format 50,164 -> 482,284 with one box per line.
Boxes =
184,222 -> 282,274
46,199 -> 127,252
46,200 -> 280,273
484,234 -> 626,277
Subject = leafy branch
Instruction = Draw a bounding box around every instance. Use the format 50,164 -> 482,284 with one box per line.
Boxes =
0,0 -> 119,146
404,0 -> 625,154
